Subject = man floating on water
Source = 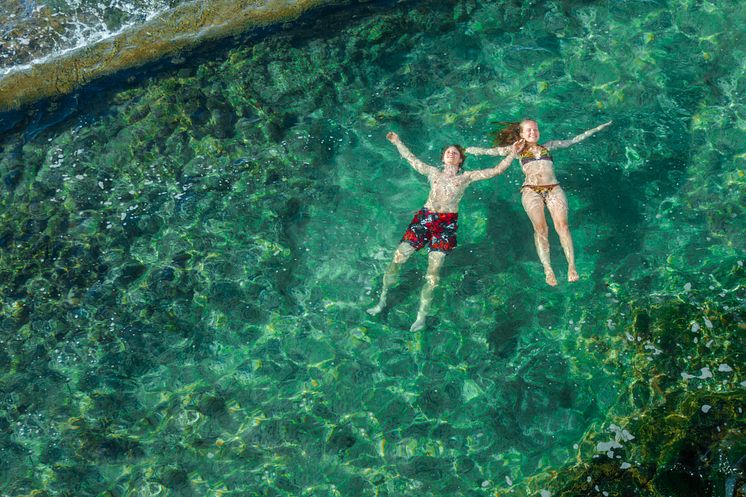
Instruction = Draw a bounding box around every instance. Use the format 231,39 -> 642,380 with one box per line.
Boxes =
367,131 -> 523,331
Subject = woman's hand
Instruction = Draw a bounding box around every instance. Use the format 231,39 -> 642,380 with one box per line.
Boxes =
510,139 -> 526,156
386,131 -> 399,143
598,121 -> 613,130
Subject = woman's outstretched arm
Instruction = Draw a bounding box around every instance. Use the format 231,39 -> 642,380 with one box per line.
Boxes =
465,140 -> 524,182
543,121 -> 612,150
465,145 -> 512,156
387,131 -> 437,176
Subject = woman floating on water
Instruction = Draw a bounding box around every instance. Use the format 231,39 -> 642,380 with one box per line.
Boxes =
466,119 -> 612,286
368,131 -> 524,331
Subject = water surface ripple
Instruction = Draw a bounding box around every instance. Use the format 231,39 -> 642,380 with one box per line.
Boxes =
0,1 -> 744,496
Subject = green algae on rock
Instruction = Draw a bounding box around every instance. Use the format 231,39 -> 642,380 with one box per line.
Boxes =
534,269 -> 745,495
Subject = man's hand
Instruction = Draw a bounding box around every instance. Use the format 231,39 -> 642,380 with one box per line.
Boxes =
386,131 -> 399,143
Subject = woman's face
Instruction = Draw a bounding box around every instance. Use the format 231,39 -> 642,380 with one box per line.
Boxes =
442,146 -> 463,167
520,120 -> 540,144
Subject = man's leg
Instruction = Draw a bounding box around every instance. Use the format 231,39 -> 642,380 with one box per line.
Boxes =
410,250 -> 446,331
367,242 -> 416,316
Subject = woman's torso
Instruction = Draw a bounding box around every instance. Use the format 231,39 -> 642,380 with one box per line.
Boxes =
520,145 -> 559,186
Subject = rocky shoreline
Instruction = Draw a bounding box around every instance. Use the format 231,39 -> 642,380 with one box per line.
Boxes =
0,0 -> 333,112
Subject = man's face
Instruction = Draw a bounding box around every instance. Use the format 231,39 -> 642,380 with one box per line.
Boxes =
443,146 -> 463,167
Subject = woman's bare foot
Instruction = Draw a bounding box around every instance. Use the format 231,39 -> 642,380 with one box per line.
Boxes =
568,266 -> 579,282
410,315 -> 426,332
545,268 -> 558,286
367,301 -> 385,316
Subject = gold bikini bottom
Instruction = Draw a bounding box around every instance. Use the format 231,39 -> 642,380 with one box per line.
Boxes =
521,183 -> 559,198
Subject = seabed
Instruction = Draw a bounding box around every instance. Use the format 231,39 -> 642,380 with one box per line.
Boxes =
0,1 -> 744,496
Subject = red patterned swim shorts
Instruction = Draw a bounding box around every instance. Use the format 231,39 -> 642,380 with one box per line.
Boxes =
401,208 -> 458,253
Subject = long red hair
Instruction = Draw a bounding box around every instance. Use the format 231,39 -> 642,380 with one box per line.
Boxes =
490,119 -> 535,146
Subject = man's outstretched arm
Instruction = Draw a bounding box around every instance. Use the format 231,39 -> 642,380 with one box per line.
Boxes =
387,132 -> 437,176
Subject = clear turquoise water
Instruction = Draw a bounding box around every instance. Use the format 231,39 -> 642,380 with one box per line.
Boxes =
0,1 -> 744,496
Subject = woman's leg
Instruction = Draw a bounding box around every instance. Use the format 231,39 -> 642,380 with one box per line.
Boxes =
367,242 -> 416,315
545,186 -> 577,282
410,250 -> 446,331
521,189 -> 556,286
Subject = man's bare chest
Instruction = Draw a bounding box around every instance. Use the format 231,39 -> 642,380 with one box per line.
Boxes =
430,174 -> 468,194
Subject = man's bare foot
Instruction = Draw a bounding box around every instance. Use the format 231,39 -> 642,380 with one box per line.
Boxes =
545,268 -> 558,286
568,267 -> 579,282
367,302 -> 385,316
410,316 -> 426,332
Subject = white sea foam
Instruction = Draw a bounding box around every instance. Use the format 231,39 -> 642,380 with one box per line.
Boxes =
0,0 -> 180,76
